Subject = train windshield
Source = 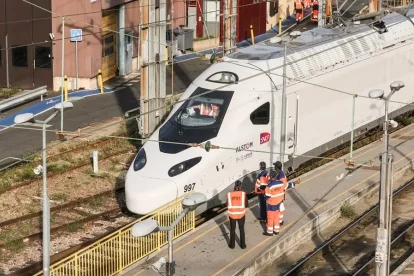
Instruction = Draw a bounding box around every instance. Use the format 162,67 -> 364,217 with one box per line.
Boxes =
159,87 -> 234,154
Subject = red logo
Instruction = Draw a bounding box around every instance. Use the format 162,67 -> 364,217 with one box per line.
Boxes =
260,132 -> 270,144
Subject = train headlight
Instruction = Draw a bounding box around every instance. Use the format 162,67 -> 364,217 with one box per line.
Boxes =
168,157 -> 202,177
133,148 -> 147,171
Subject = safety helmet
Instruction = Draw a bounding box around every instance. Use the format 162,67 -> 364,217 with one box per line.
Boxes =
260,161 -> 266,170
234,180 -> 242,190
273,161 -> 282,170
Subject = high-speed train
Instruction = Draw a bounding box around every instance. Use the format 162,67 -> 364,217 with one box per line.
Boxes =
126,9 -> 414,215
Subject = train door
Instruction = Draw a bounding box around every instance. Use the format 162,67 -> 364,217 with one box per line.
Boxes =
102,11 -> 117,82
285,92 -> 300,157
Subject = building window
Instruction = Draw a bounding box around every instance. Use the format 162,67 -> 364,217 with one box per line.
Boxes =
250,102 -> 270,125
103,46 -> 114,57
12,46 -> 28,68
35,46 -> 52,69
102,34 -> 116,57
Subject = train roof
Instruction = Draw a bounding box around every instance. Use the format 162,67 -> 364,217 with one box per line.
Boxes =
223,9 -> 414,80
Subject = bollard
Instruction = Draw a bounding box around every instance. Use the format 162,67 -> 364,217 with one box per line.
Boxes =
279,17 -> 282,35
98,69 -> 104,94
165,46 -> 169,66
91,151 -> 99,173
250,25 -> 255,45
64,75 -> 68,102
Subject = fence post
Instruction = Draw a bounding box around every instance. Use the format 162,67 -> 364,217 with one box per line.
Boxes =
98,70 -> 104,94
119,230 -> 123,274
75,252 -> 79,276
279,17 -> 282,35
165,46 -> 169,66
64,75 -> 68,102
250,25 -> 255,45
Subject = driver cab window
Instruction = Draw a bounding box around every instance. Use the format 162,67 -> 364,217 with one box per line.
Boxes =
178,96 -> 223,127
250,102 -> 270,125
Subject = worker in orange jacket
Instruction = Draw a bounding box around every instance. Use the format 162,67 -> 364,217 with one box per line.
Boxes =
227,181 -> 248,249
295,0 -> 305,22
255,161 -> 269,222
264,170 -> 286,235
273,161 -> 301,226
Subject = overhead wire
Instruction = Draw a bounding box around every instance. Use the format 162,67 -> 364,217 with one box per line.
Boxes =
0,123 -> 375,165
10,0 -> 270,51
83,14 -> 414,136
4,2 -> 414,150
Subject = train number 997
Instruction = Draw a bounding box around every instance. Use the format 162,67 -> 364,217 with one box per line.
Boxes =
184,183 -> 196,193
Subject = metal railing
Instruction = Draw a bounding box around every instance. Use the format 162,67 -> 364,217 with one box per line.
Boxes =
0,86 -> 48,113
35,193 -> 195,276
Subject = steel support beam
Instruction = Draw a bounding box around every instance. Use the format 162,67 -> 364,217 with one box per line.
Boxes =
119,4 -> 126,76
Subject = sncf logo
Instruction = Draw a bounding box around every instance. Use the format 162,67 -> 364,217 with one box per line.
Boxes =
260,132 -> 270,144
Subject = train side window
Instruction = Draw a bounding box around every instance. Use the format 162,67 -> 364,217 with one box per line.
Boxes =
250,102 -> 270,125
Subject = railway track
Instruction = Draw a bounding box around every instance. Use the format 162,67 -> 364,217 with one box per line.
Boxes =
280,176 -> 414,276
0,146 -> 134,194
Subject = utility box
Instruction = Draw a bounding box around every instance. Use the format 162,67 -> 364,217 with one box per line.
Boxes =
168,28 -> 195,52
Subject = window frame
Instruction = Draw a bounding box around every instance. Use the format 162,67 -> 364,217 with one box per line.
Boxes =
34,46 -> 52,70
12,45 -> 28,68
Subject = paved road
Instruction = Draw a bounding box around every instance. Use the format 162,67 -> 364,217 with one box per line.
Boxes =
0,58 -> 211,167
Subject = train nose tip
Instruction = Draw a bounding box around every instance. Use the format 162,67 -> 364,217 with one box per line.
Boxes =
125,173 -> 178,215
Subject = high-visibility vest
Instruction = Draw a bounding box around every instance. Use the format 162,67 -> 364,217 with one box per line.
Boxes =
295,2 -> 303,9
227,191 -> 246,219
255,175 -> 269,194
195,104 -> 219,116
265,180 -> 286,205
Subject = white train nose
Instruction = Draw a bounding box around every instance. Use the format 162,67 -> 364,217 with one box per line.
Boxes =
125,173 -> 178,215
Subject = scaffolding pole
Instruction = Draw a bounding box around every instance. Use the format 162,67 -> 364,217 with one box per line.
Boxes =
140,0 -> 167,136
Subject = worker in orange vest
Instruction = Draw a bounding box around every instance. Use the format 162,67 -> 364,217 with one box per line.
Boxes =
227,181 -> 248,249
311,0 -> 319,22
273,161 -> 301,226
295,0 -> 305,22
255,161 -> 269,222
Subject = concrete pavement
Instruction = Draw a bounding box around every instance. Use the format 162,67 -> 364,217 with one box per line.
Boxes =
122,123 -> 414,276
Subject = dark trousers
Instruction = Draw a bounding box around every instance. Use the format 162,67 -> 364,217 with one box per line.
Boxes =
258,194 -> 267,221
229,216 -> 246,249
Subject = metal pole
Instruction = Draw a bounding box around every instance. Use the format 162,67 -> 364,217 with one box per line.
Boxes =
167,229 -> 174,276
280,44 -> 287,169
375,98 -> 390,276
350,94 -> 357,159
42,123 -> 50,276
75,40 -> 78,90
386,153 -> 394,266
119,4 -> 126,76
60,17 -> 66,132
5,34 -> 10,88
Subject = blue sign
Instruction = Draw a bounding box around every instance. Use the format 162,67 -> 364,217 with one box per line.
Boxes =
70,29 -> 83,42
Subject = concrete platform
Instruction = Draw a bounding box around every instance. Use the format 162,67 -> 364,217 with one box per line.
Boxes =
122,123 -> 414,276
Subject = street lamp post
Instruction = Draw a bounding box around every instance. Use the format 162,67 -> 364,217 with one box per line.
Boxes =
131,193 -> 207,276
369,81 -> 405,276
14,101 -> 74,276
280,31 -> 301,170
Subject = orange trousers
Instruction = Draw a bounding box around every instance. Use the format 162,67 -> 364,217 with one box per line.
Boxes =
296,9 -> 303,21
266,210 -> 281,234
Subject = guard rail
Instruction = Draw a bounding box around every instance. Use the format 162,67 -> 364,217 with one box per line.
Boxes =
0,85 -> 47,113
